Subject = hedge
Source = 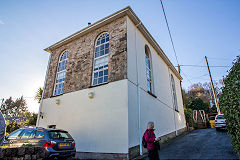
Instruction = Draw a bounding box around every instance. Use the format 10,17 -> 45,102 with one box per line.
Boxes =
219,56 -> 240,156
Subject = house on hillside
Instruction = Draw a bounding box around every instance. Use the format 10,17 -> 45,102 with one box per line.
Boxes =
37,6 -> 186,159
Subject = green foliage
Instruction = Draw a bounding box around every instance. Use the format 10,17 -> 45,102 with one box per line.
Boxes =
5,112 -> 38,135
219,56 -> 240,155
184,107 -> 193,127
34,87 -> 43,104
6,121 -> 22,134
1,96 -> 38,135
0,96 -> 28,118
24,112 -> 38,126
210,105 -> 217,113
187,97 -> 210,113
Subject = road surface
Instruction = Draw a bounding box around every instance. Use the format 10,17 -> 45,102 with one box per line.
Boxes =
142,128 -> 238,159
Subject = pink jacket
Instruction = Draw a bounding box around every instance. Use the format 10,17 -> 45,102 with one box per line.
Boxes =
144,129 -> 156,151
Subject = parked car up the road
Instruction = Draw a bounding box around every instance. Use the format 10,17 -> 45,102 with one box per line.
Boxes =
214,114 -> 226,131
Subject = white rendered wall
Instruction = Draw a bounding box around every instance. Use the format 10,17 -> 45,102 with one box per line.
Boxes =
38,79 -> 129,153
127,17 -> 186,148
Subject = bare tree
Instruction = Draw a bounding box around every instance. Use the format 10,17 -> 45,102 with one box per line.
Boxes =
0,96 -> 28,118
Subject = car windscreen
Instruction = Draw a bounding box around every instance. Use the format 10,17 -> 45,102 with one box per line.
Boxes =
48,130 -> 72,139
216,115 -> 225,119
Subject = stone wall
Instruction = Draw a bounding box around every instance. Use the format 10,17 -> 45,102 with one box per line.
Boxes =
43,16 -> 127,99
0,147 -> 46,160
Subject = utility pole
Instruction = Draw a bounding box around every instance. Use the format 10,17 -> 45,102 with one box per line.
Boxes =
205,56 -> 221,114
177,64 -> 180,74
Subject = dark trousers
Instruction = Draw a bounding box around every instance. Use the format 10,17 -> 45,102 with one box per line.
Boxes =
148,148 -> 159,160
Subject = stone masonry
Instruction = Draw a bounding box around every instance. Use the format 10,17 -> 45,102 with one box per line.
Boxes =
43,16 -> 127,99
0,147 -> 47,160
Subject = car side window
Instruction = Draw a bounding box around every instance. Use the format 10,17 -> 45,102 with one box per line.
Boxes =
20,129 -> 35,139
35,130 -> 44,138
7,129 -> 23,140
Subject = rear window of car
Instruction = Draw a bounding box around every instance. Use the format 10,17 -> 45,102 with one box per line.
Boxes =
48,130 -> 72,139
216,115 -> 225,119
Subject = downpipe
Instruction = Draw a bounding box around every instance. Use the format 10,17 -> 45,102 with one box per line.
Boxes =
135,21 -> 143,155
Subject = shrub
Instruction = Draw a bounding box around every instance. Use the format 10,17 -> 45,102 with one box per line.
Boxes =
184,107 -> 193,127
219,56 -> 240,156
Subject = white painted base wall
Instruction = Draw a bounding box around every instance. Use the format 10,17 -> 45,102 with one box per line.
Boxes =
38,80 -> 129,153
38,78 -> 186,154
126,16 -> 186,148
128,80 -> 186,148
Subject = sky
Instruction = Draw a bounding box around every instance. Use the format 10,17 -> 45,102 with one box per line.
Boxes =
0,0 -> 239,113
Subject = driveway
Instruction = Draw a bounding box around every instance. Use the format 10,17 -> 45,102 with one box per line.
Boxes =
142,128 -> 239,159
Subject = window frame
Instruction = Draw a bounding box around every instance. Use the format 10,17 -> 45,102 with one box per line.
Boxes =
171,74 -> 178,111
53,50 -> 69,96
91,32 -> 110,86
145,45 -> 154,93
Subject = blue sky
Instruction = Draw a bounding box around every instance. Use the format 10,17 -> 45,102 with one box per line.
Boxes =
0,0 -> 239,112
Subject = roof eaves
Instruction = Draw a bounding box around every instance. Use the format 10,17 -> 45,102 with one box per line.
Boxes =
44,6 -> 131,53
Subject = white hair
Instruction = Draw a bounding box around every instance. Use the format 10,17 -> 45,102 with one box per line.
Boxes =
147,121 -> 154,129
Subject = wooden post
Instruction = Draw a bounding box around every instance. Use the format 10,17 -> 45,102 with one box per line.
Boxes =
205,56 -> 221,114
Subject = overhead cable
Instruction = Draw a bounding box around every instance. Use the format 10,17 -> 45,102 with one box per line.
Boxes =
160,0 -> 179,65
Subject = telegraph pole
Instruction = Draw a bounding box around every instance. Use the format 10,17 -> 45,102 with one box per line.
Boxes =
177,64 -> 180,74
205,56 -> 221,114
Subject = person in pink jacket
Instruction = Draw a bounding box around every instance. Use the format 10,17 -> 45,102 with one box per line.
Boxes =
144,122 -> 160,160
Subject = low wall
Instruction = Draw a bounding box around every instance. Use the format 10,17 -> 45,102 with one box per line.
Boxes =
0,147 -> 46,160
75,152 -> 128,160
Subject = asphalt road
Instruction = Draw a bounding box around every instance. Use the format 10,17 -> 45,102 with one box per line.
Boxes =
142,128 -> 239,159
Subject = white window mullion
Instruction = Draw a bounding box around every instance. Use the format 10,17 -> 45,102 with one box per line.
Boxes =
92,33 -> 109,86
171,75 -> 178,111
53,51 -> 69,96
145,46 -> 153,93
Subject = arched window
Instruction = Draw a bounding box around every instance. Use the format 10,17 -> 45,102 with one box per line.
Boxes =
53,51 -> 69,96
92,33 -> 109,86
171,75 -> 178,111
145,45 -> 153,93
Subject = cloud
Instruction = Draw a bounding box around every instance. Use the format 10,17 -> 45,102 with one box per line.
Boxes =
0,20 -> 4,24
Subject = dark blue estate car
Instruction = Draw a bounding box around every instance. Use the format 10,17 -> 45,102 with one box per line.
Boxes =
2,127 -> 76,159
